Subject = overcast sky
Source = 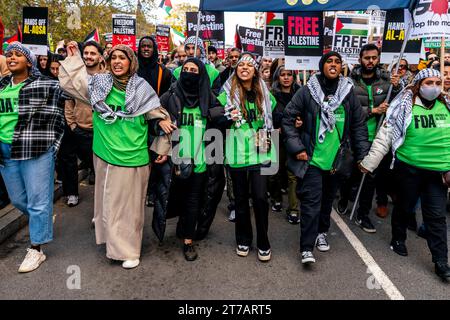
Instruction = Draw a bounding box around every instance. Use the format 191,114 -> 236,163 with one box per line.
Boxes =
155,0 -> 257,46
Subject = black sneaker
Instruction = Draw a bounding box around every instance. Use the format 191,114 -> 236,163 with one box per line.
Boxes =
390,240 -> 408,256
435,261 -> 450,280
417,223 -> 428,240
183,243 -> 198,261
355,216 -> 377,233
336,199 -> 348,215
287,211 -> 300,225
271,202 -> 282,212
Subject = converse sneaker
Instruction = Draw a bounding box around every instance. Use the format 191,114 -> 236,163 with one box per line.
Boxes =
271,202 -> 282,212
18,248 -> 46,273
258,249 -> 271,262
287,211 -> 300,224
236,245 -> 250,257
66,195 -> 79,207
315,233 -> 330,252
301,251 -> 316,264
122,259 -> 140,269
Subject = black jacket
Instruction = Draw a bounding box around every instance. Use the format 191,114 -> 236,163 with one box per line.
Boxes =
281,85 -> 370,179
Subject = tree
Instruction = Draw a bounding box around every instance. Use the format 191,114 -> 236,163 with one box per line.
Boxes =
162,2 -> 198,35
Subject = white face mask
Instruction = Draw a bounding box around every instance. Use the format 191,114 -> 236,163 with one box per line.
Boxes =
419,85 -> 441,101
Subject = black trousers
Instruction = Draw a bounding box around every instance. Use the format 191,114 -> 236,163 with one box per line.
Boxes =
174,172 -> 207,240
296,165 -> 340,252
0,174 -> 9,205
230,169 -> 270,251
58,127 -> 94,196
195,163 -> 226,238
268,144 -> 287,203
392,160 -> 448,263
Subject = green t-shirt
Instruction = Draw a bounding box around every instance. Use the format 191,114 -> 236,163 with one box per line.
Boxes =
173,64 -> 219,88
366,85 -> 377,142
0,82 -> 25,144
217,91 -> 277,169
93,87 -> 149,167
310,105 -> 346,171
396,100 -> 450,171
176,106 -> 207,173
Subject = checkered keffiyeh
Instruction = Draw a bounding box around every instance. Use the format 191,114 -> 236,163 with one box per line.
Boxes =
222,55 -> 273,132
184,36 -> 210,65
386,68 -> 442,168
4,42 -> 41,76
307,74 -> 353,143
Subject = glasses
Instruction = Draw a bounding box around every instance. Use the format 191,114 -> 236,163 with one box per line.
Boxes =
398,64 -> 408,70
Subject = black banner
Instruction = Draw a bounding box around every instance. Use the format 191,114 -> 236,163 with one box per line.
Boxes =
238,26 -> 264,57
22,6 -> 48,55
186,11 -> 225,59
380,9 -> 422,64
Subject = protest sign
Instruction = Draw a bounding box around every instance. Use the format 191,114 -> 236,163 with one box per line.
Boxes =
284,11 -> 323,70
264,12 -> 284,59
380,9 -> 422,64
423,37 -> 450,48
22,7 -> 48,55
156,25 -> 170,54
332,13 -> 370,64
323,15 -> 335,54
411,0 -> 450,38
103,32 -> 113,42
238,26 -> 264,57
186,11 -> 225,59
112,14 -> 136,51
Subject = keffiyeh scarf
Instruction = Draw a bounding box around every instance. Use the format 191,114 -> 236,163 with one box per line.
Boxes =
307,74 -> 353,143
184,36 -> 210,65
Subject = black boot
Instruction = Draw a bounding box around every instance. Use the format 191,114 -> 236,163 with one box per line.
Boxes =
435,261 -> 450,280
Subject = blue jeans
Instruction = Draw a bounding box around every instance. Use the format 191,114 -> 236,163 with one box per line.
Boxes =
0,142 -> 55,245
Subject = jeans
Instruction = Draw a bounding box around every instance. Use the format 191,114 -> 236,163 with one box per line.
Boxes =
296,165 -> 340,252
0,142 -> 55,245
230,169 -> 270,251
392,160 -> 448,263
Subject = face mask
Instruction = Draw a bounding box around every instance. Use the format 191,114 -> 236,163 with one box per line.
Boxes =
180,71 -> 200,92
419,85 -> 441,101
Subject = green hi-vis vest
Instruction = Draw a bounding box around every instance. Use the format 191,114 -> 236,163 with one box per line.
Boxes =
217,91 -> 277,169
396,100 -> 450,172
0,82 -> 25,144
173,64 -> 219,88
176,106 -> 207,173
93,87 -> 149,167
310,105 -> 346,171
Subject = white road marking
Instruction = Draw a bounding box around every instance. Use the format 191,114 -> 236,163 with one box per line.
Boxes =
331,210 -> 405,300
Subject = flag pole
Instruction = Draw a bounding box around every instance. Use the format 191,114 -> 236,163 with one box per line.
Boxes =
349,17 -> 413,222
194,10 -> 201,56
441,37 -> 445,90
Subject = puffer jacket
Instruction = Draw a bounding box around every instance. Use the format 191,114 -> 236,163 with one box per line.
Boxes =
281,85 -> 370,179
351,65 -> 402,123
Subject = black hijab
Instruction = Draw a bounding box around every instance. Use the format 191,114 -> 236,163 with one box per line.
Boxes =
317,51 -> 342,96
174,57 -> 211,117
137,36 -> 160,91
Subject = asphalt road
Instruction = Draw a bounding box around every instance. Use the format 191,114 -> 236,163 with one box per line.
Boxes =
0,179 -> 449,300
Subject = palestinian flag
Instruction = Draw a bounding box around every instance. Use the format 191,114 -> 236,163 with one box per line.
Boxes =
159,0 -> 173,15
234,25 -> 242,50
334,16 -> 369,37
170,27 -> 185,46
266,12 -> 283,27
84,28 -> 100,43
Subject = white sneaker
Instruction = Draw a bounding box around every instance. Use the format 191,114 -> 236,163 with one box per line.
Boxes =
301,251 -> 316,264
122,259 -> 140,269
315,233 -> 330,252
18,248 -> 46,273
236,245 -> 250,257
258,248 -> 272,262
66,195 -> 79,207
228,210 -> 236,222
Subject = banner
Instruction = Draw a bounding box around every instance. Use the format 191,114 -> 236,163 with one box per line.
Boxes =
103,32 -> 113,43
156,24 -> 170,55
0,17 -> 4,55
411,0 -> 450,38
323,15 -> 335,54
284,11 -> 323,70
186,11 -> 225,59
22,7 -> 48,55
332,13 -> 370,64
200,0 -> 414,12
380,9 -> 422,64
238,26 -> 264,57
112,14 -> 137,51
264,12 -> 284,59
423,37 -> 450,48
